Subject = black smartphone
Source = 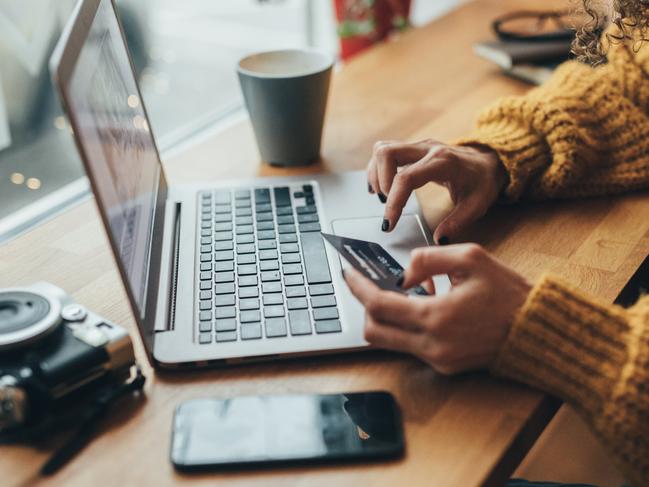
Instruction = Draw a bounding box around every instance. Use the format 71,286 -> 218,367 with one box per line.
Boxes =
170,391 -> 404,471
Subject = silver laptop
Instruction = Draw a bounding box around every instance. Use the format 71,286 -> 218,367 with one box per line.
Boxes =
50,0 -> 433,368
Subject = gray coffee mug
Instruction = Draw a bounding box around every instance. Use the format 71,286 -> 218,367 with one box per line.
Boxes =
237,49 -> 333,167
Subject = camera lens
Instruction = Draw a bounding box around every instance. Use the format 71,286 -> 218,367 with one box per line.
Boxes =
0,292 -> 51,334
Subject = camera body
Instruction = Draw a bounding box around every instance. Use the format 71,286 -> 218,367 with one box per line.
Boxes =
0,282 -> 135,434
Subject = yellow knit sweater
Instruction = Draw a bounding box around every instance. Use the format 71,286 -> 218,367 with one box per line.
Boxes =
460,36 -> 649,486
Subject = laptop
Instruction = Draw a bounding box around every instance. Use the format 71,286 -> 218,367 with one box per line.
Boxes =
50,0 -> 434,368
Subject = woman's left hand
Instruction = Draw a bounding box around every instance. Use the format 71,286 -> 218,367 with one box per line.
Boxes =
342,244 -> 532,374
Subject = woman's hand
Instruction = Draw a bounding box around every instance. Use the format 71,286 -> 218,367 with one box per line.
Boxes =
343,244 -> 532,374
366,139 -> 508,244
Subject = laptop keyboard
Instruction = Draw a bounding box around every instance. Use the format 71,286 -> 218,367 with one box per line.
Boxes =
196,184 -> 341,344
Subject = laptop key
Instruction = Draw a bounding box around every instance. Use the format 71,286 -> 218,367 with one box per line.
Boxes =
299,223 -> 321,233
214,283 -> 235,294
215,318 -> 236,332
278,224 -> 296,234
237,254 -> 256,265
297,213 -> 319,224
263,294 -> 283,306
199,321 -> 212,332
237,234 -> 254,244
260,260 -> 279,271
276,215 -> 295,225
215,261 -> 234,272
287,297 -> 308,310
214,191 -> 231,204
237,264 -> 257,275
239,287 -> 259,298
301,232 -> 332,284
241,310 -> 261,323
214,231 -> 233,241
214,272 -> 234,283
280,243 -> 299,253
236,243 -> 256,254
201,221 -> 211,229
315,319 -> 342,334
236,216 -> 253,225
214,213 -> 231,223
199,290 -> 211,300
311,295 -> 336,308
235,199 -> 252,208
200,254 -> 211,262
262,282 -> 282,293
214,250 -> 234,261
200,262 -> 212,272
261,271 -> 281,282
276,206 -> 293,216
288,310 -> 312,335
200,237 -> 211,245
239,298 -> 260,310
235,189 -> 251,199
257,230 -> 276,240
236,225 -> 254,235
283,264 -> 303,275
214,241 -> 233,251
284,274 -> 304,286
199,310 -> 212,321
199,332 -> 212,344
238,275 -> 258,287
214,294 -> 236,306
215,307 -> 236,319
199,281 -> 212,290
279,233 -> 298,244
258,240 -> 277,250
254,188 -> 271,203
309,284 -> 334,296
255,203 -> 272,213
259,249 -> 278,260
200,271 -> 211,280
235,207 -> 252,217
214,222 -> 233,232
256,212 -> 273,222
286,286 -> 306,298
296,205 -> 317,214
313,307 -> 339,320
241,323 -> 262,340
281,253 -> 301,264
199,300 -> 212,311
274,187 -> 291,207
303,184 -> 313,194
265,318 -> 287,338
200,229 -> 211,237
216,331 -> 237,342
257,221 -> 275,231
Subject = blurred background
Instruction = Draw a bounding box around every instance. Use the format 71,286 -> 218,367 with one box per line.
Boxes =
0,0 -> 463,243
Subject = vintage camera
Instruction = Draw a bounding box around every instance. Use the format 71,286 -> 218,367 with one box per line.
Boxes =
0,282 -> 135,435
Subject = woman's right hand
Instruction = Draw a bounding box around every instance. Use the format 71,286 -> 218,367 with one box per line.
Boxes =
366,139 -> 508,244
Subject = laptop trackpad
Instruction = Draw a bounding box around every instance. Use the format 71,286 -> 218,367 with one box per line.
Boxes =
331,215 -> 451,295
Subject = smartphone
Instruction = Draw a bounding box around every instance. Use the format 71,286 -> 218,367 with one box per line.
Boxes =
170,391 -> 404,471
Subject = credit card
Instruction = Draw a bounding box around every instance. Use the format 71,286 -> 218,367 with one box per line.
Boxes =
321,233 -> 428,296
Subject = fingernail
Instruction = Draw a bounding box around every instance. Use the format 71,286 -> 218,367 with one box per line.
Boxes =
381,218 -> 390,232
396,276 -> 404,288
378,193 -> 387,204
367,183 -> 374,194
438,236 -> 450,246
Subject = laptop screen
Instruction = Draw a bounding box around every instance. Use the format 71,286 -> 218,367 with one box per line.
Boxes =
64,0 -> 160,318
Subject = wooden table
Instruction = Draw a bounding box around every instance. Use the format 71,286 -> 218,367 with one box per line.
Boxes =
3,0 -> 649,485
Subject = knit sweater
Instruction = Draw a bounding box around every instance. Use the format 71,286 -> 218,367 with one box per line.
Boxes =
459,35 -> 649,486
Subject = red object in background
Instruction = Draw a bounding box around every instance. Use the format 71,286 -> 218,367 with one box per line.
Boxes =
334,0 -> 412,60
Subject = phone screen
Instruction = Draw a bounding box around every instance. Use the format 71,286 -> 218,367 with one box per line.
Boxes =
171,391 -> 403,470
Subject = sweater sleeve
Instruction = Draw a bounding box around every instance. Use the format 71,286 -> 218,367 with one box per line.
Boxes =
491,274 -> 649,486
457,40 -> 649,201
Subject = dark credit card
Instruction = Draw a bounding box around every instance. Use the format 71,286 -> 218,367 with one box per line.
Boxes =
321,233 -> 427,296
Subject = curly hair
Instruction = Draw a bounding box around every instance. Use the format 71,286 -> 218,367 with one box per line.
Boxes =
573,0 -> 649,65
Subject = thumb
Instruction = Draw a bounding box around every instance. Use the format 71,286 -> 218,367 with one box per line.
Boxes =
401,246 -> 467,289
432,195 -> 485,245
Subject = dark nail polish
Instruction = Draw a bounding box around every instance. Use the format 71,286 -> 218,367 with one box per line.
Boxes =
396,276 -> 404,288
438,236 -> 450,246
378,193 -> 387,203
381,218 -> 390,232
368,183 -> 374,194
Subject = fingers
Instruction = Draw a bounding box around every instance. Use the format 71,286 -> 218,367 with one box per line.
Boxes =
363,315 -> 422,354
432,194 -> 487,244
382,150 -> 453,231
367,140 -> 430,197
401,244 -> 485,288
343,267 -> 426,330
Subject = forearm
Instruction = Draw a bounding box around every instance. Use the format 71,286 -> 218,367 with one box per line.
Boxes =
492,274 -> 649,486
458,44 -> 649,202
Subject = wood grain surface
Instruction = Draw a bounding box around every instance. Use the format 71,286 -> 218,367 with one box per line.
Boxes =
3,1 -> 648,486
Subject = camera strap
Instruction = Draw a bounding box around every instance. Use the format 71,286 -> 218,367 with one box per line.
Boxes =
40,366 -> 146,476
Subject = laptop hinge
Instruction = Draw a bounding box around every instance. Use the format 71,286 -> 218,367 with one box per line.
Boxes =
162,201 -> 182,332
